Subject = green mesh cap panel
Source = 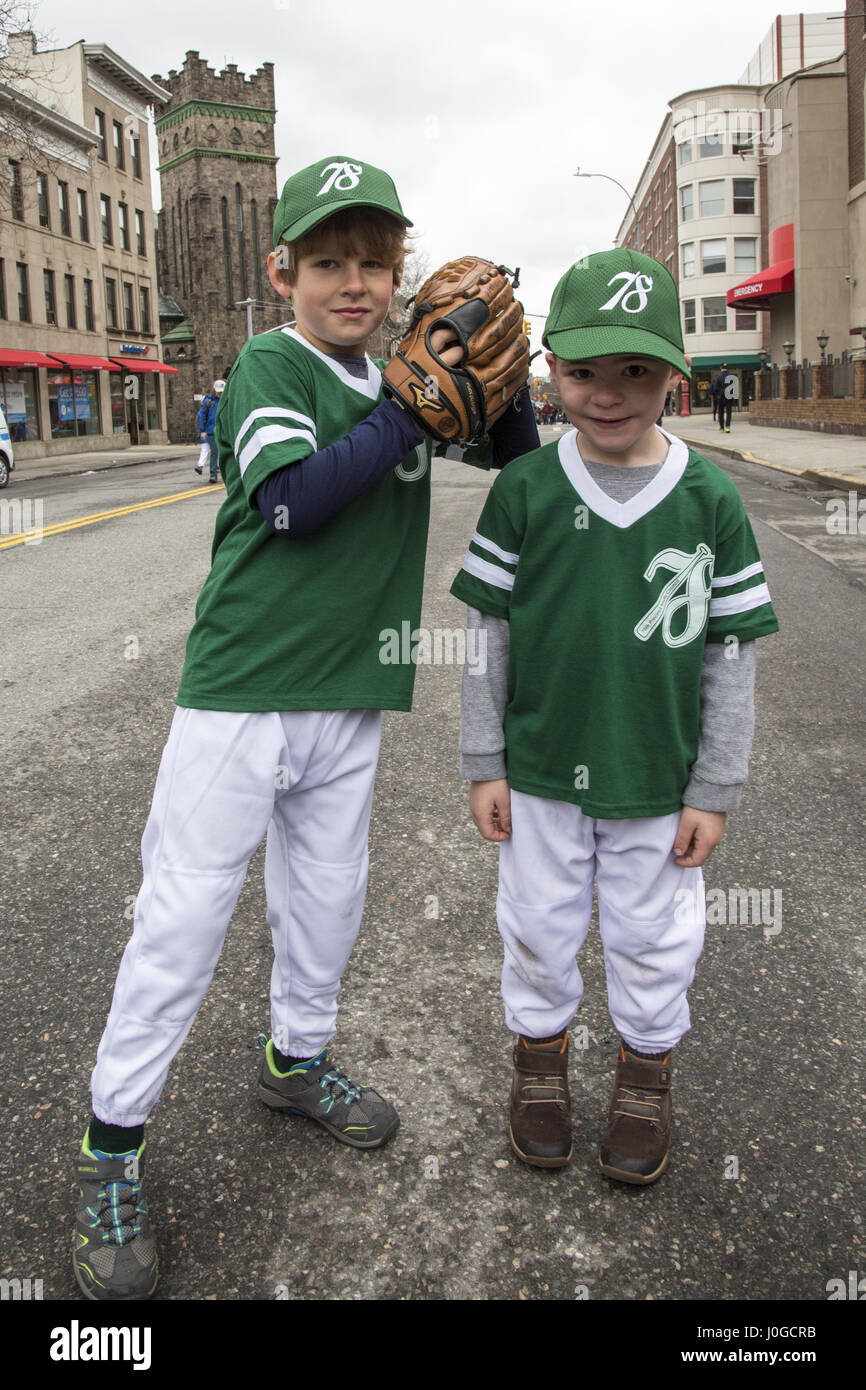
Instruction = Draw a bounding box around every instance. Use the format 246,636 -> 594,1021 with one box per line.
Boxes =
543,249 -> 690,376
272,156 -> 412,245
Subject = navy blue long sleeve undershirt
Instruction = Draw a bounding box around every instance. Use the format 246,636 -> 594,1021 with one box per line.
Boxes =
254,389 -> 540,538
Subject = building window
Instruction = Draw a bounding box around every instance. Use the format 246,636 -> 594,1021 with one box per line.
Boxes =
732,134 -> 755,156
680,184 -> 694,221
698,180 -> 725,217
105,277 -> 118,328
251,199 -> 263,301
48,369 -> 102,438
682,243 -> 695,278
733,179 -> 756,214
683,299 -> 696,335
235,183 -> 248,301
16,263 -> 30,321
109,371 -> 126,433
221,196 -> 233,304
0,367 -> 41,440
131,135 -> 142,180
702,296 -> 727,332
135,209 -> 145,255
58,181 -> 70,236
699,135 -> 724,158
37,173 -> 50,228
665,253 -> 675,279
735,308 -> 757,330
122,281 -> 135,331
101,194 -> 113,245
83,278 -> 95,331
734,238 -> 757,274
113,120 -> 125,170
78,189 -> 89,241
43,269 -> 57,325
118,202 -> 130,251
701,239 -> 726,274
8,160 -> 24,221
139,284 -> 151,333
663,161 -> 672,189
678,141 -> 693,166
664,204 -> 673,239
95,109 -> 107,161
65,273 -> 76,328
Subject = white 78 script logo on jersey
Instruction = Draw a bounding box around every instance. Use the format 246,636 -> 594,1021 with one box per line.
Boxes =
634,544 -> 713,648
318,161 -> 362,196
598,271 -> 653,313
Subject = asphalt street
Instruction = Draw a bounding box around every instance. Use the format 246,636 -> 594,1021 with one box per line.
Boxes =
0,431 -> 863,1323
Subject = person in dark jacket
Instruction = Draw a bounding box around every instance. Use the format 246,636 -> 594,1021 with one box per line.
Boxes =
196,380 -> 226,482
711,363 -> 733,432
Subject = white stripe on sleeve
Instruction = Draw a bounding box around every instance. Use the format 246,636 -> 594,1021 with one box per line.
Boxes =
461,552 -> 516,592
709,583 -> 771,617
712,561 -> 764,589
238,424 -> 316,477
471,530 -> 520,565
234,406 -> 316,458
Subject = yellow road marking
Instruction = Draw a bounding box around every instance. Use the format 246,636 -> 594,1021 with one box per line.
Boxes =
0,482 -> 223,551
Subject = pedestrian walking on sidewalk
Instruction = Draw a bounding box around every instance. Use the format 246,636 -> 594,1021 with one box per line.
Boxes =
195,380 -> 225,481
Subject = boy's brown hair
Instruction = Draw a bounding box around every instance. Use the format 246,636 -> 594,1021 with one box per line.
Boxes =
275,207 -> 409,289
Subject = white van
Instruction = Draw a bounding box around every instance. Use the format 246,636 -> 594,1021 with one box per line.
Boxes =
0,404 -> 14,488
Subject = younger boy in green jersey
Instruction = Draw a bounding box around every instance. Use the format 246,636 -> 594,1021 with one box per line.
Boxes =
72,155 -> 538,1301
451,249 -> 778,1182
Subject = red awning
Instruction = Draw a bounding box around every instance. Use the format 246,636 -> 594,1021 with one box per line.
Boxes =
0,348 -> 63,368
46,353 -> 121,371
110,358 -> 178,375
727,260 -> 795,310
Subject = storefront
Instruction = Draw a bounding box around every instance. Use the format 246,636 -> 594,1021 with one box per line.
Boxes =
43,354 -> 122,439
684,355 -> 764,412
108,357 -> 177,443
0,349 -> 58,442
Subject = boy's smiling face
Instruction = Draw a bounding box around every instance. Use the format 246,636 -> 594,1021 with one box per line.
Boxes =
268,233 -> 396,358
547,352 -> 680,466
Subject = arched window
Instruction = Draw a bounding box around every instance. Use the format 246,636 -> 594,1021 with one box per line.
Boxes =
235,182 -> 247,301
250,199 -> 262,302
221,197 -> 233,305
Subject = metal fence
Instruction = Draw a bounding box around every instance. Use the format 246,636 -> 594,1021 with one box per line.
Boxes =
756,355 -> 857,400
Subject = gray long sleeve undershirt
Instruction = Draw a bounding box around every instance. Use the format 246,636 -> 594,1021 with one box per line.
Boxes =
459,456 -> 756,813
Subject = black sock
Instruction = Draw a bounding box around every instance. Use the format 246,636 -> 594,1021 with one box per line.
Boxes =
622,1041 -> 671,1061
88,1115 -> 144,1154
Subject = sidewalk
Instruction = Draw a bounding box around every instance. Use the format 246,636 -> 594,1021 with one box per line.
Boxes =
7,441 -> 199,484
664,412 -> 866,494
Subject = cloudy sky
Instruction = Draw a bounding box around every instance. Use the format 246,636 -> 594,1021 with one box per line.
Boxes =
24,0 -> 846,351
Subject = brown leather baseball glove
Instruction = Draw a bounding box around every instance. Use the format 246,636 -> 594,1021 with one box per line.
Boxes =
383,256 -> 529,446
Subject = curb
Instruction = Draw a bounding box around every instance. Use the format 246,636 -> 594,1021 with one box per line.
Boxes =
675,434 -> 866,497
8,449 -> 196,485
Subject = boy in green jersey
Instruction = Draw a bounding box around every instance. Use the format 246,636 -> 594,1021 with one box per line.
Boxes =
451,249 -> 778,1182
72,155 -> 538,1300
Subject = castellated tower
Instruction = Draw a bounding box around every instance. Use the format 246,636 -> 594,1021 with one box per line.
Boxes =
151,52 -> 286,441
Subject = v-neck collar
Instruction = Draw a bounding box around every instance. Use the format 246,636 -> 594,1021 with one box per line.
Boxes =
557,427 -> 689,528
282,326 -> 382,400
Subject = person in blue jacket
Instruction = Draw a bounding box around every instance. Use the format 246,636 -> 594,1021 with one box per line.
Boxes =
196,380 -> 225,482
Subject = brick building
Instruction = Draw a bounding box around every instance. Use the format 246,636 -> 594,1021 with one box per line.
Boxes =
151,52 -> 287,442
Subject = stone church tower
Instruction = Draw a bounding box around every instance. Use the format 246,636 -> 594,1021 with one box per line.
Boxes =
151,52 -> 287,441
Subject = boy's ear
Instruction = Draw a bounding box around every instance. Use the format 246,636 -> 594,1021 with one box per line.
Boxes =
545,352 -> 560,379
267,250 -> 293,301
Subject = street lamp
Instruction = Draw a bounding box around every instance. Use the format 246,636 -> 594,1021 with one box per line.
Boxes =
574,168 -> 642,251
758,349 -> 769,370
816,329 -> 829,364
783,340 -> 795,364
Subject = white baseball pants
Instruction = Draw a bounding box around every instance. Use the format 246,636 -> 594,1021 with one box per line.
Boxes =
91,706 -> 382,1126
497,790 -> 706,1052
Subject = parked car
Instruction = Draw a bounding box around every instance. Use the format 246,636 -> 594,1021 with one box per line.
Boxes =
0,404 -> 14,488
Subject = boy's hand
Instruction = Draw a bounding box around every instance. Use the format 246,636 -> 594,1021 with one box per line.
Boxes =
429,325 -> 464,368
674,807 -> 726,867
469,779 -> 512,841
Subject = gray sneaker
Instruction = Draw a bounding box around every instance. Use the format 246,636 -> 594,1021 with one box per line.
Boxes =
73,1136 -> 158,1300
257,1036 -> 399,1149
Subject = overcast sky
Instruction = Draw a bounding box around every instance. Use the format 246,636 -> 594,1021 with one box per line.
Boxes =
23,0 -> 846,351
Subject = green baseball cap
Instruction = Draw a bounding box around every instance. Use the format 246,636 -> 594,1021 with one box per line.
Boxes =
272,155 -> 412,246
543,248 -> 690,377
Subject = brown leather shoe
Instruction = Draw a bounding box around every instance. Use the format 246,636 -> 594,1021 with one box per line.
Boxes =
599,1046 -> 672,1185
509,1034 -> 573,1168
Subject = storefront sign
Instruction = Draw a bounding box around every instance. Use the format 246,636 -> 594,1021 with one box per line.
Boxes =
4,383 -> 26,422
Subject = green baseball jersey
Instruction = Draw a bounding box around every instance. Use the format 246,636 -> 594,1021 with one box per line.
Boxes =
450,431 -> 779,818
177,326 -> 488,712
